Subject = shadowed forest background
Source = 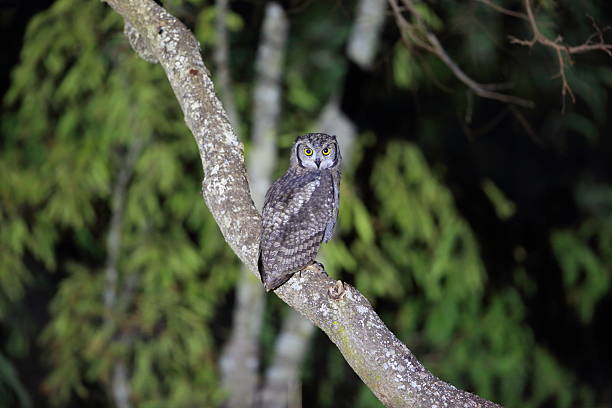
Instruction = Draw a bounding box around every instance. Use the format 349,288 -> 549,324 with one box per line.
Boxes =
1,0 -> 611,407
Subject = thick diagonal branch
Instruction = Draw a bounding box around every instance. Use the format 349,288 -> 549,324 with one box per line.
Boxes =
102,1 -> 501,406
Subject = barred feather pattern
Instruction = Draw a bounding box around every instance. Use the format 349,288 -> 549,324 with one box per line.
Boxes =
259,133 -> 341,291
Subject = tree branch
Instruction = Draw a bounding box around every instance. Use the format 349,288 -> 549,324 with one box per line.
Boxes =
104,0 -> 262,272
102,0 -> 501,406
474,0 -> 527,21
480,0 -> 612,107
389,0 -> 535,108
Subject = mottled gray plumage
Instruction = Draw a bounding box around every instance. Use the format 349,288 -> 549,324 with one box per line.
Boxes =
259,133 -> 342,291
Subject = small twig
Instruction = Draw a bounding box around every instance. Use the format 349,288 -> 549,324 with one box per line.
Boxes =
583,16 -> 612,56
389,0 -> 534,108
388,0 -> 435,52
509,106 -> 543,146
506,0 -> 612,107
475,0 -> 528,21
427,33 -> 535,107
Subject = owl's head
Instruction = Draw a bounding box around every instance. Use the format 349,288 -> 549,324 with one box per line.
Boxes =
290,133 -> 341,170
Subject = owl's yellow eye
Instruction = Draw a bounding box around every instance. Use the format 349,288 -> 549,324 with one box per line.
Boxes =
303,147 -> 313,156
322,147 -> 331,156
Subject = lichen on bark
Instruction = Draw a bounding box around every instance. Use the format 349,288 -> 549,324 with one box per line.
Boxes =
102,1 -> 502,406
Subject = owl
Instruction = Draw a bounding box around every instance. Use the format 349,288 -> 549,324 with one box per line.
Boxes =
258,133 -> 342,291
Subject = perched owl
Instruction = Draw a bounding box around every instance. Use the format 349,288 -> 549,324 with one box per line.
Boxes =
259,133 -> 342,291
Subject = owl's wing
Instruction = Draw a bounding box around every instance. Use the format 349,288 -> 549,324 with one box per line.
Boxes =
259,171 -> 332,291
323,169 -> 340,242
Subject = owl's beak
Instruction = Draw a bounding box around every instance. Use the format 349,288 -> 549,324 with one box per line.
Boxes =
315,158 -> 321,168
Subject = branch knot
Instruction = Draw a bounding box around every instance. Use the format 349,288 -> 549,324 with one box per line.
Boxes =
328,280 -> 346,300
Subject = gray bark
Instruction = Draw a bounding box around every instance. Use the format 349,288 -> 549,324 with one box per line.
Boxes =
218,3 -> 288,408
102,1 -> 502,406
219,270 -> 265,408
213,0 -> 239,129
259,312 -> 314,408
103,138 -> 144,408
347,0 -> 387,69
317,96 -> 357,167
248,2 -> 288,211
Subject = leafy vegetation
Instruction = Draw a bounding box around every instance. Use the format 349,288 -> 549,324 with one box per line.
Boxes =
1,0 -> 610,407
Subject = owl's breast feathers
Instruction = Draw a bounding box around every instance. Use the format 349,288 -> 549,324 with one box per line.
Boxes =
259,168 -> 339,291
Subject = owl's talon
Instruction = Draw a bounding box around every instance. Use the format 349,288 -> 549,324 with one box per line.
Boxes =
304,261 -> 327,276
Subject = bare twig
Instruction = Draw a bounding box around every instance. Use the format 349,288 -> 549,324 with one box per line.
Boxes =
389,0 -> 535,108
427,32 -> 535,107
475,0 -> 527,21
102,0 -> 502,406
499,0 -> 611,106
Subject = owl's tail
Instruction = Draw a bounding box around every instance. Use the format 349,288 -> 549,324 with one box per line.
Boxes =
258,253 -> 292,292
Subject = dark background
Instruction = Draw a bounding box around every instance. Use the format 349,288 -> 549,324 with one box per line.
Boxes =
1,0 -> 611,407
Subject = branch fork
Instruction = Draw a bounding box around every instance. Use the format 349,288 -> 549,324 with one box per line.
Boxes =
482,0 -> 612,107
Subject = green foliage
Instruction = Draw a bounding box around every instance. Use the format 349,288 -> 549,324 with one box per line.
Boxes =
482,178 -> 517,220
551,184 -> 612,323
195,7 -> 244,47
0,353 -> 31,408
413,2 -> 443,31
1,0 -> 610,407
393,43 -> 420,90
1,0 -> 236,406
322,139 -> 592,408
326,141 -> 486,302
